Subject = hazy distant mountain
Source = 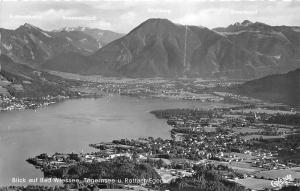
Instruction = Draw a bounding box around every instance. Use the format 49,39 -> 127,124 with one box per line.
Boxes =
56,26 -> 123,48
43,19 -> 300,79
213,20 -> 255,32
214,20 -> 300,74
236,68 -> 300,107
0,23 -> 102,67
48,30 -> 100,54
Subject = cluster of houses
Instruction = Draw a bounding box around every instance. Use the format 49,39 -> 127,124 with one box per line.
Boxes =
0,96 -> 26,111
0,95 -> 68,111
92,79 -> 227,102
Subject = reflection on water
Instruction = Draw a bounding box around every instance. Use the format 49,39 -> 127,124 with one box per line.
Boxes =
0,95 -> 226,186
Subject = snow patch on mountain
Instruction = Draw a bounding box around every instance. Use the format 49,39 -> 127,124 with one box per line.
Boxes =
2,43 -> 12,51
41,31 -> 52,38
292,27 -> 300,32
30,49 -> 35,60
65,37 -> 73,42
79,38 -> 87,42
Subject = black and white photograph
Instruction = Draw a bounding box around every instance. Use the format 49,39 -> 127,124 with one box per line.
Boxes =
0,0 -> 300,190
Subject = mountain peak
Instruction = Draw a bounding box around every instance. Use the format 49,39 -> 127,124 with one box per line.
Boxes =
138,18 -> 176,28
241,20 -> 253,26
145,18 -> 172,23
17,23 -> 42,32
23,23 -> 39,30
128,18 -> 178,36
141,18 -> 176,28
232,20 -> 253,27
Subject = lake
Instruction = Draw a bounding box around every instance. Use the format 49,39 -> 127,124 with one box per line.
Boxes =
0,95 -> 226,186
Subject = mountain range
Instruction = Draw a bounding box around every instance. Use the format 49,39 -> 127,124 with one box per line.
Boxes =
1,19 -> 300,80
0,24 -> 123,67
55,26 -> 124,48
41,18 -> 300,79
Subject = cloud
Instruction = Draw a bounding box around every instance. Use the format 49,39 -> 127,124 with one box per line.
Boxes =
147,8 -> 172,14
1,0 -> 300,33
39,9 -> 76,20
90,20 -> 112,30
94,1 -> 137,11
175,8 -> 240,28
174,1 -> 298,28
120,11 -> 137,22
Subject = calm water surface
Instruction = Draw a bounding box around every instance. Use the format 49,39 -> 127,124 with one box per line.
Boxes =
0,95 -> 225,186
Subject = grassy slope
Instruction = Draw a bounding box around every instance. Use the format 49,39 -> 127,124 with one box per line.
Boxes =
0,54 -> 80,98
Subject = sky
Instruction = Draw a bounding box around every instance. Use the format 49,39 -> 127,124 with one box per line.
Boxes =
1,0 -> 300,33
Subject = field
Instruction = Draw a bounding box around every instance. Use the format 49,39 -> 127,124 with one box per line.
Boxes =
219,161 -> 262,174
203,126 -> 217,132
233,178 -> 273,190
156,169 -> 177,183
48,70 -> 167,84
242,135 -> 284,140
254,168 -> 300,180
232,127 -> 261,133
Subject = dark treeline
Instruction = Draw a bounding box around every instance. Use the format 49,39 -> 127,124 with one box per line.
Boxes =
0,185 -> 66,191
43,156 -> 160,183
162,164 -> 245,191
251,133 -> 300,164
264,113 -> 300,126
